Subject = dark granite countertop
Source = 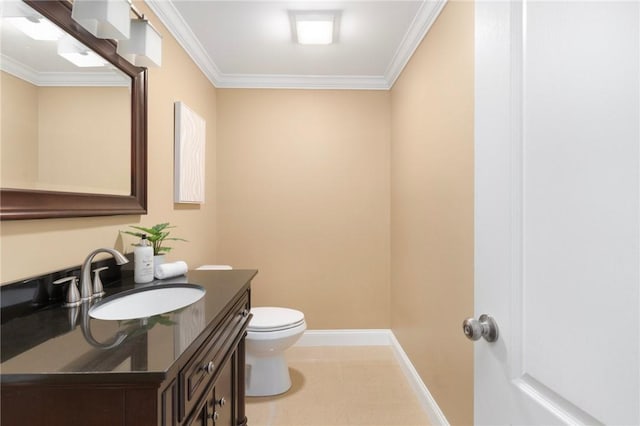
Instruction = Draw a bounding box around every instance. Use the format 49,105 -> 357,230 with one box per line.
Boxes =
0,269 -> 256,384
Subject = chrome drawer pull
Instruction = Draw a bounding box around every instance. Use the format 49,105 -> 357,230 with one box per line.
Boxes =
203,361 -> 215,374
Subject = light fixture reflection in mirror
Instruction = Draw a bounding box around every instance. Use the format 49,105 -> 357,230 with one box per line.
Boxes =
5,15 -> 63,40
58,33 -> 109,67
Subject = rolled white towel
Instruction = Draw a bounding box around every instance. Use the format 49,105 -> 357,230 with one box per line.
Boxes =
155,261 -> 189,279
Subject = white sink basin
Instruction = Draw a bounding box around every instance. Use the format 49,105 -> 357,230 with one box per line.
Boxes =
89,284 -> 206,320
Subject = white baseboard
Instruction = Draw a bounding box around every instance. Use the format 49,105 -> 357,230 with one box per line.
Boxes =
387,332 -> 450,426
294,329 -> 450,426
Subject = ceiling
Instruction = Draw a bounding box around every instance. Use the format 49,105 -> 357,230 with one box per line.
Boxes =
145,0 -> 446,90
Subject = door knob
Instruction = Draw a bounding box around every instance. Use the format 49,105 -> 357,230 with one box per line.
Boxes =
462,314 -> 499,342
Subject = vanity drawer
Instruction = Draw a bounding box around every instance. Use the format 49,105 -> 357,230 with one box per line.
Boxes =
179,291 -> 249,421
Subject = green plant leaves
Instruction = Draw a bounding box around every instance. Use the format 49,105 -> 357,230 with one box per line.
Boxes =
120,222 -> 187,255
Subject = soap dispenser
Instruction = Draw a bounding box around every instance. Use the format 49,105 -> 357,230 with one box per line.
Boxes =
134,235 -> 154,283
53,276 -> 81,307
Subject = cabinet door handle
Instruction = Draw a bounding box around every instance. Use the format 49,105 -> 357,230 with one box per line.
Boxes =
216,397 -> 226,407
241,309 -> 249,318
211,411 -> 219,421
203,361 -> 215,374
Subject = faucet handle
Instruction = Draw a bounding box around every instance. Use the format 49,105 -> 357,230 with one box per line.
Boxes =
53,276 -> 81,308
92,266 -> 109,298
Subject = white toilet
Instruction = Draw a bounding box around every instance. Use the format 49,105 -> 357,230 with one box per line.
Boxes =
245,307 -> 306,397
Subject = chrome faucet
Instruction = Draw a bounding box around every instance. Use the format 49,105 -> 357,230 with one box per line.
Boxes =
80,248 -> 129,301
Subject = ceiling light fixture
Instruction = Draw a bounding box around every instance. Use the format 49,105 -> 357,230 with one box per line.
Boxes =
71,0 -> 130,40
5,16 -> 63,41
70,0 -> 162,68
116,17 -> 162,67
290,11 -> 340,45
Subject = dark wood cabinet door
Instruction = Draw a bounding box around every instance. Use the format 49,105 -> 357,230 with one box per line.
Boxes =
186,354 -> 235,426
211,358 -> 234,426
161,379 -> 178,426
185,403 -> 209,426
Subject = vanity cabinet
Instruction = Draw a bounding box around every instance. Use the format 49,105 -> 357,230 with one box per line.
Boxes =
1,271 -> 255,426
170,292 -> 250,426
187,356 -> 234,426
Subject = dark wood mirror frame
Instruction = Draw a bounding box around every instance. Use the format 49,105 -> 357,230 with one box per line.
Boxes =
1,0 -> 147,220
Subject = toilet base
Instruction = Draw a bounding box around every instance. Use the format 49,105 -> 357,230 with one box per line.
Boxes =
245,352 -> 291,396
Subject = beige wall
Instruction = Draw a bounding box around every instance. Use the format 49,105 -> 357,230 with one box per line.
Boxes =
38,86 -> 130,194
1,72 -> 39,188
216,89 -> 391,329
0,2 -> 219,283
390,2 -> 474,425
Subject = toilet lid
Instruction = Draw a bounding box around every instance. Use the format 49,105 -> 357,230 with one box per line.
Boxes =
248,307 -> 305,331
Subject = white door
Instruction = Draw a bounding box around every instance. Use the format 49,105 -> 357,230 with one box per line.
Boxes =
474,1 -> 639,424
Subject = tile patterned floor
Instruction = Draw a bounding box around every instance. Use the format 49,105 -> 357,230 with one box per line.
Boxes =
246,346 -> 432,426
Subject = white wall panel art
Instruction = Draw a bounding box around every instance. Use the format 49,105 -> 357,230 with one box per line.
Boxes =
174,101 -> 206,203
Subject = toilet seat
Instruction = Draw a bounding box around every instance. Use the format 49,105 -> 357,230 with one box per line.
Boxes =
248,307 -> 305,332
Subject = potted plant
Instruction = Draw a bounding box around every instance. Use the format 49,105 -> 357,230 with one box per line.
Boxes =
122,223 -> 187,266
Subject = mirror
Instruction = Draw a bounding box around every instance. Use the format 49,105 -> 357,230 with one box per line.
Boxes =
0,0 -> 147,220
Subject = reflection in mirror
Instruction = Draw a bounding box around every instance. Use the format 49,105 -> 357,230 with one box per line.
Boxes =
1,2 -> 131,195
0,0 -> 147,220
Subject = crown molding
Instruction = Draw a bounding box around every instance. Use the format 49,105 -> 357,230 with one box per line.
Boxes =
1,54 -> 39,85
145,0 -> 446,90
1,54 -> 130,87
214,74 -> 390,91
145,0 -> 222,87
385,0 -> 448,88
